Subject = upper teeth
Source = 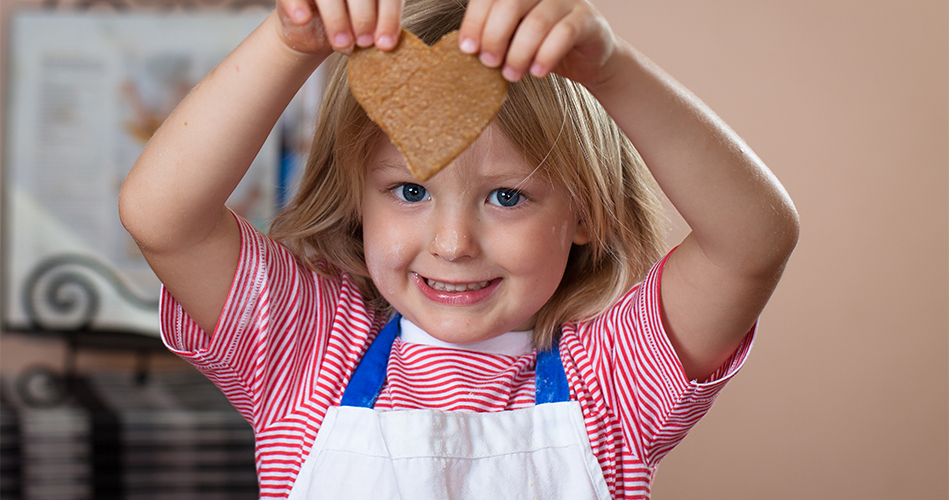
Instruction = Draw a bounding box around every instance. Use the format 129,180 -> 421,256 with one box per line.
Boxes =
426,279 -> 491,292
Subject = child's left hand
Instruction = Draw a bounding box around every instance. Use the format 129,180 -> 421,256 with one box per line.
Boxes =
457,0 -> 617,86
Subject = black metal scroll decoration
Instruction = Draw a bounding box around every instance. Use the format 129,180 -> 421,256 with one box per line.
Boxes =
21,254 -> 159,331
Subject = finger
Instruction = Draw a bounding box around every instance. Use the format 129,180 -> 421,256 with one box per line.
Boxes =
347,0 -> 378,47
315,0 -> 354,52
279,0 -> 315,25
531,8 -> 592,77
277,0 -> 334,54
458,0 -> 493,54
479,0 -> 537,68
501,0 -> 570,80
375,0 -> 404,50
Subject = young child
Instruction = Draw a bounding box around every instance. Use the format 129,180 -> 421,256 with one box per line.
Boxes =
119,0 -> 799,497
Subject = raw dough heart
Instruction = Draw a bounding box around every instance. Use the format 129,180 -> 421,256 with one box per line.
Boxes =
348,30 -> 509,181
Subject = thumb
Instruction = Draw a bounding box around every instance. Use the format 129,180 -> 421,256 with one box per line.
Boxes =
275,3 -> 332,55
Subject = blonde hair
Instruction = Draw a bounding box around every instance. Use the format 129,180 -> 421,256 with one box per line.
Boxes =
270,0 -> 666,348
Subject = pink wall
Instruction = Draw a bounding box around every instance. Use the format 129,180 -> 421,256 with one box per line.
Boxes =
592,1 -> 948,498
1,0 -> 946,498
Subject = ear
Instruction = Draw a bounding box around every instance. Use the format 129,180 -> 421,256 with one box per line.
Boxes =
572,217 -> 592,246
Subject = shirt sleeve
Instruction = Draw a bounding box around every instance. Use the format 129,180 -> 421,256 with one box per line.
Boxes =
159,212 -> 344,427
579,250 -> 755,468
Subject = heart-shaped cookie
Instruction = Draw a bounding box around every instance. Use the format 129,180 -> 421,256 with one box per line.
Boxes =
348,30 -> 509,181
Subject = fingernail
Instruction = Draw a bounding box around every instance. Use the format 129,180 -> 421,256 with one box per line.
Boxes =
357,34 -> 374,47
292,8 -> 307,22
530,62 -> 546,77
459,37 -> 477,54
480,52 -> 498,67
334,32 -> 352,48
502,66 -> 519,82
377,35 -> 395,50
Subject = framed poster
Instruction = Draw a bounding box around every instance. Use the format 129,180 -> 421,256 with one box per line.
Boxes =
2,10 -> 292,336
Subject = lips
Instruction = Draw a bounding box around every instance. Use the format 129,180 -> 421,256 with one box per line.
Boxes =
424,278 -> 492,292
413,273 -> 500,306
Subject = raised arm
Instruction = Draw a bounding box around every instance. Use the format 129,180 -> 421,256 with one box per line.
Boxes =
588,44 -> 799,380
119,2 -> 401,333
458,0 -> 799,380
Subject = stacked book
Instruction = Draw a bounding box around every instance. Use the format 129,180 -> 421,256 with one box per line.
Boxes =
1,397 -> 23,498
1,369 -> 257,500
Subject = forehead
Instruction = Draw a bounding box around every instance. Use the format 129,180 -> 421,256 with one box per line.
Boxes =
368,123 -> 541,181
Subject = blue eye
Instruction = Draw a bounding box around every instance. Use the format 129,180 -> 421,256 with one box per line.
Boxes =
488,188 -> 523,207
394,183 -> 430,203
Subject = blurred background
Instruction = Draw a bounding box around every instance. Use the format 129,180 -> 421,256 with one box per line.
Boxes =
0,0 -> 945,499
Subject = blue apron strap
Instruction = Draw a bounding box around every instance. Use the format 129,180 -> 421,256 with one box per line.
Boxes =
341,315 -> 568,407
534,341 -> 570,404
339,314 -> 401,408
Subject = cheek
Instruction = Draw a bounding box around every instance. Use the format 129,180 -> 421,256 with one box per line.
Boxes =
363,212 -> 412,287
540,214 -> 580,256
496,220 -> 575,284
555,220 -> 576,251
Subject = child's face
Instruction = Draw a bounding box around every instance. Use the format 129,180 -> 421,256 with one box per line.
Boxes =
362,124 -> 590,344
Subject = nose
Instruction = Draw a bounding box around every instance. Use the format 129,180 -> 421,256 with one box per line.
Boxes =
429,208 -> 480,261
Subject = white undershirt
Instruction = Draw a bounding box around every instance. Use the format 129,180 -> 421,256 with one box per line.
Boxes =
399,317 -> 534,357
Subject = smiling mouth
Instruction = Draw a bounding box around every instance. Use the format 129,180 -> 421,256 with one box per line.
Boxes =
424,278 -> 493,292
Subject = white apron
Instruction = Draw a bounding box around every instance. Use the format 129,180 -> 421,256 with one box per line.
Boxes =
286,316 -> 612,499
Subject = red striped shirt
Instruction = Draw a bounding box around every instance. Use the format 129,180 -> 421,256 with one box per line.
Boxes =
160,215 -> 753,499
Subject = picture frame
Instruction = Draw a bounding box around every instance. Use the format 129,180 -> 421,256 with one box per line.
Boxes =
1,9 -> 313,338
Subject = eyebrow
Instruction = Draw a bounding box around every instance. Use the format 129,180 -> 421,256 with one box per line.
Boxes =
367,160 -> 410,175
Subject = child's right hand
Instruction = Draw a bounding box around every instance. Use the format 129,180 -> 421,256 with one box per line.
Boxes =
276,0 -> 405,55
